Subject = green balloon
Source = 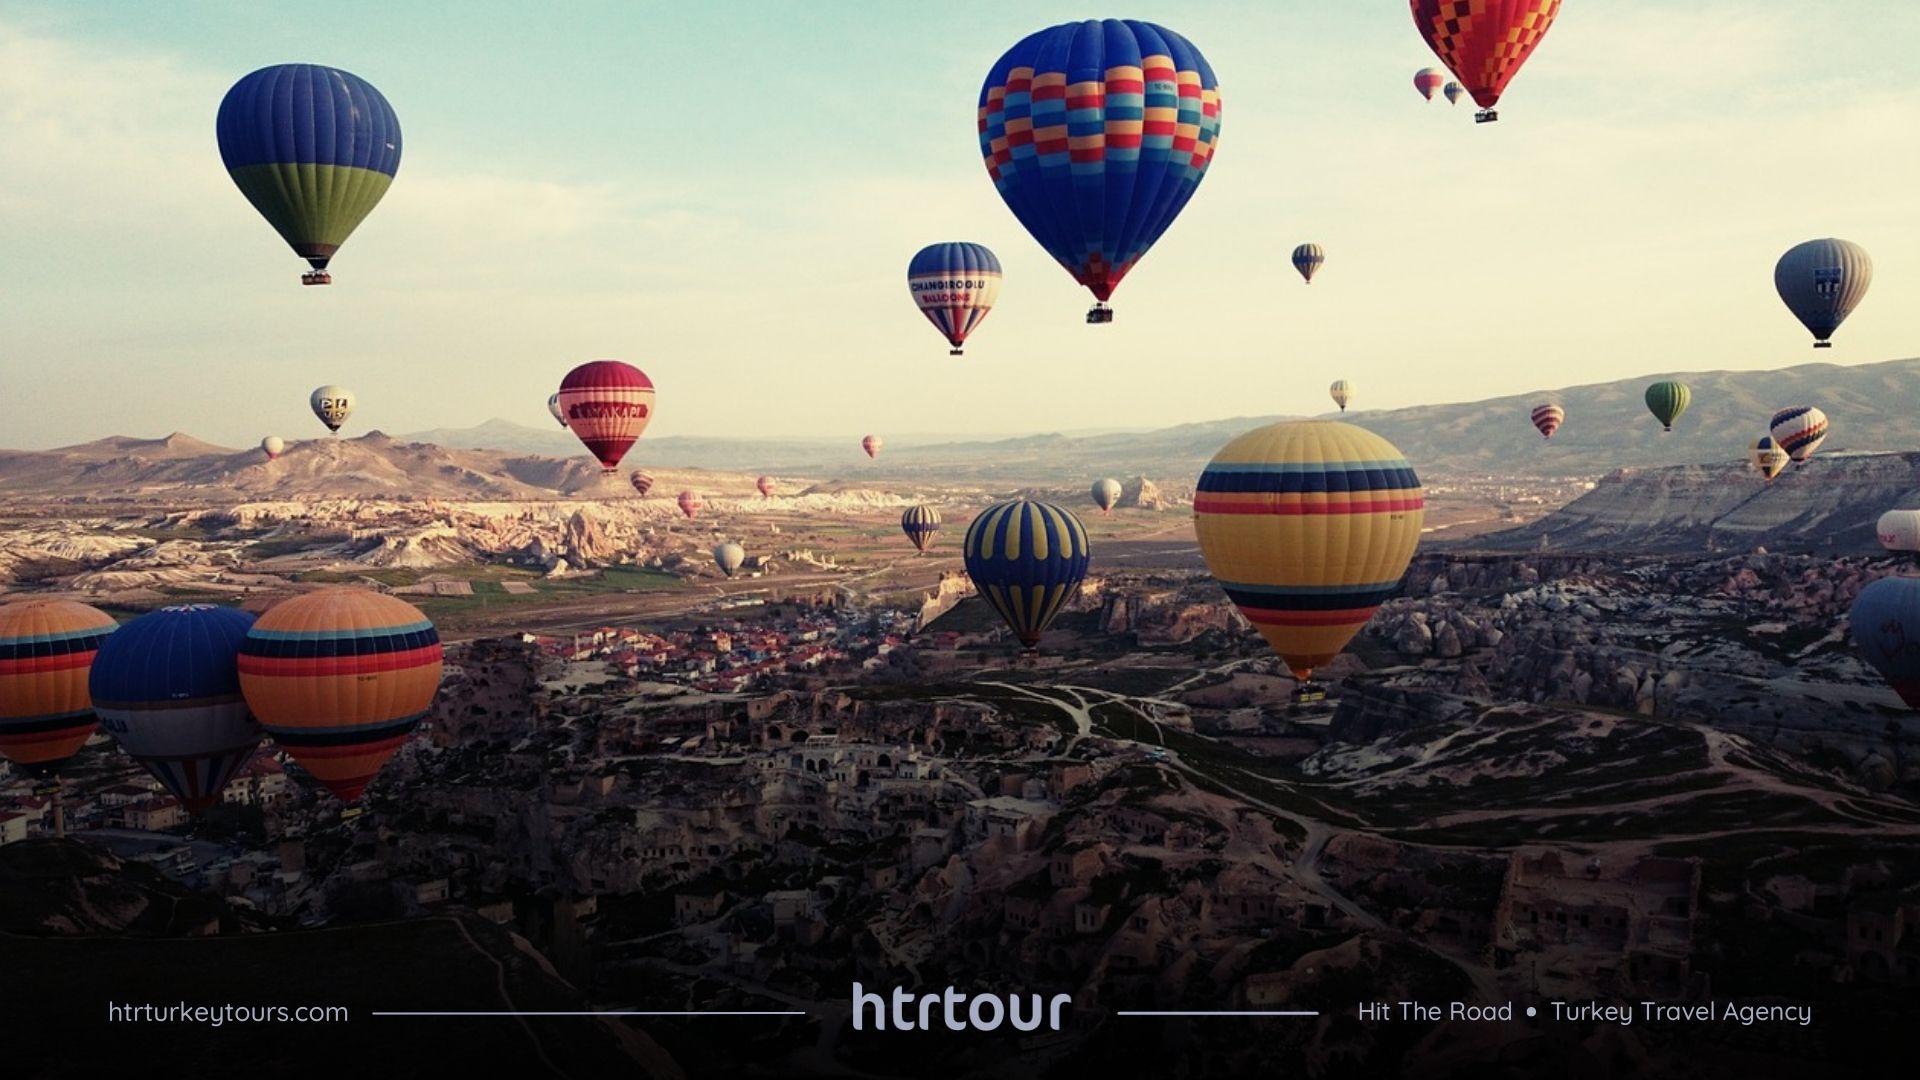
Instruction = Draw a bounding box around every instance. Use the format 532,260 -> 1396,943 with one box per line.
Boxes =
1644,381 -> 1692,432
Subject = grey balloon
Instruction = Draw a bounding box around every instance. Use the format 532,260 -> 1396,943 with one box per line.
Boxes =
712,542 -> 745,578
1091,478 -> 1122,514
1774,238 -> 1872,347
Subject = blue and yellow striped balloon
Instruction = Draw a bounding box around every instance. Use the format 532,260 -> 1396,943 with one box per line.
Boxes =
963,500 -> 1092,649
217,64 -> 401,285
902,504 -> 942,553
1194,421 -> 1424,681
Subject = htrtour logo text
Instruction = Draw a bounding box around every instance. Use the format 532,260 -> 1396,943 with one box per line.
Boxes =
852,982 -> 1072,1032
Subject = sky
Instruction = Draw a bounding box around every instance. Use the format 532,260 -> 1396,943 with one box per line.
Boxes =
2,1 -> 1918,449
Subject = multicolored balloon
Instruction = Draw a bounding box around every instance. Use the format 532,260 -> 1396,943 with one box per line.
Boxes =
902,505 -> 942,553
1410,0 -> 1563,121
678,490 -> 703,520
0,600 -> 117,775
558,361 -> 655,473
713,542 -> 745,578
1292,244 -> 1326,284
237,589 -> 441,802
1531,404 -> 1564,439
1850,576 -> 1920,708
1644,382 -> 1691,432
1443,81 -> 1464,105
217,64 -> 401,285
1770,406 -> 1828,463
548,393 -> 568,428
1877,510 -> 1920,553
863,435 -> 882,459
1750,436 -> 1789,481
1194,421 -> 1424,685
909,243 -> 1002,355
1413,67 -> 1445,101
963,500 -> 1092,650
979,19 -> 1221,320
1091,478 -> 1122,516
630,470 -> 654,497
1329,380 -> 1352,412
1775,238 -> 1872,348
261,435 -> 285,461
90,604 -> 262,814
310,386 -> 355,434
757,476 -> 775,498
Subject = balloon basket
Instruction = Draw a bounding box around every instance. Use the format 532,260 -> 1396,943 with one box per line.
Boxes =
1474,109 -> 1498,124
1086,304 -> 1113,325
950,348 -> 964,356
301,271 -> 332,286
1291,682 -> 1328,705
1814,342 -> 1832,349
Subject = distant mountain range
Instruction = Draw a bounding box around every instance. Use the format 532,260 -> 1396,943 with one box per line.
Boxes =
406,356 -> 1920,481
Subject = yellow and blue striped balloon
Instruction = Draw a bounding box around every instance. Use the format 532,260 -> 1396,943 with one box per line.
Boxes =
1194,421 -> 1424,681
963,500 -> 1092,650
902,504 -> 942,553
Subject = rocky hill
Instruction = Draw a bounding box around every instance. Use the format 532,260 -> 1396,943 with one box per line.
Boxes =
1466,450 -> 1920,554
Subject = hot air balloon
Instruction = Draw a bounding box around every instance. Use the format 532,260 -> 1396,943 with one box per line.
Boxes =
863,435 -> 882,459
1329,380 -> 1352,412
980,19 -> 1221,323
558,361 -> 655,473
310,386 -> 355,434
902,505 -> 942,554
90,604 -> 262,814
1410,0 -> 1563,123
1091,478 -> 1123,515
1292,244 -> 1326,284
630,470 -> 654,497
1850,576 -> 1920,708
713,543 -> 746,578
1531,404 -> 1564,439
1644,382 -> 1691,432
1775,239 -> 1872,348
0,600 -> 117,775
1443,81 -> 1464,105
757,476 -> 776,499
237,589 -> 441,802
1770,406 -> 1828,463
1413,67 -> 1445,101
1878,510 -> 1920,554
548,393 -> 568,428
1194,421 -> 1424,701
909,243 -> 1002,355
261,436 -> 285,461
963,500 -> 1092,650
1750,436 -> 1789,481
678,491 -> 703,520
217,65 -> 401,285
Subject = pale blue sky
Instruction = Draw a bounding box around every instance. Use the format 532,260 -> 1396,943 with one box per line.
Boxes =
2,1 -> 1917,448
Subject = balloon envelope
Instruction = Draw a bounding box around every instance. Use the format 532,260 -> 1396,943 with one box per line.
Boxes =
1410,0 -> 1562,111
909,243 -> 1002,354
963,500 -> 1092,649
310,386 -> 355,433
1531,404 -> 1564,439
1850,576 -> 1920,708
237,589 -> 441,802
1644,382 -> 1690,431
902,505 -> 942,553
1328,379 -> 1352,412
1878,510 -> 1920,553
979,19 -> 1221,305
548,393 -> 568,428
1194,421 -> 1424,681
1091,478 -> 1122,514
216,64 -> 400,281
713,543 -> 745,578
90,604 -> 262,813
1443,81 -> 1464,105
558,361 -> 655,473
1775,238 -> 1871,347
261,435 -> 285,461
862,435 -> 882,459
0,600 -> 117,775
678,491 -> 702,519
757,476 -> 775,498
1749,436 -> 1788,481
1769,406 -> 1828,462
1414,67 -> 1445,100
630,471 -> 654,497
1292,244 -> 1326,284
